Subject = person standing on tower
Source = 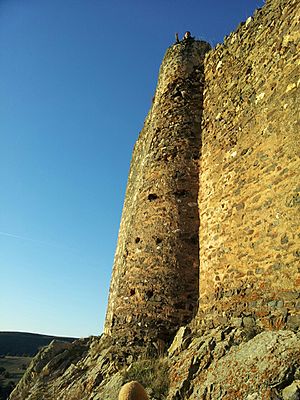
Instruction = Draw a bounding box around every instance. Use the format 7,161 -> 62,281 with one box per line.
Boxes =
183,31 -> 194,41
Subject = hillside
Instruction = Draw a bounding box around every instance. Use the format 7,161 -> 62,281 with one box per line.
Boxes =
0,332 -> 76,357
0,356 -> 32,400
0,332 -> 77,399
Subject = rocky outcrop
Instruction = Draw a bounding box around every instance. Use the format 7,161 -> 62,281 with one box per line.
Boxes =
9,327 -> 300,399
9,338 -> 91,400
9,333 -> 165,400
168,327 -> 300,399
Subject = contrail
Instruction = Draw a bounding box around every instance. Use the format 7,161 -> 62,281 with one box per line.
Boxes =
0,231 -> 102,268
0,231 -> 66,249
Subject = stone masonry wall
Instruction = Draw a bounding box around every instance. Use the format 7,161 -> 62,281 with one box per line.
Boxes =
105,39 -> 211,346
197,0 -> 300,331
7,3 -> 300,399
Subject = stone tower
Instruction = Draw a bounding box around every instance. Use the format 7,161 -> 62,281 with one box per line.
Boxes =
105,38 -> 211,345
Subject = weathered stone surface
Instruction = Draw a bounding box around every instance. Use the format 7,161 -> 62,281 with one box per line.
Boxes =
104,38 -> 211,345
282,381 -> 300,400
10,334 -> 169,400
168,329 -> 300,400
10,327 -> 300,400
9,334 -> 123,400
168,326 -> 191,357
9,337 -> 91,399
197,0 -> 300,331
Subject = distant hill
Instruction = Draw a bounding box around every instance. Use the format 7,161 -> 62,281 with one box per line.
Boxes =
0,332 -> 77,357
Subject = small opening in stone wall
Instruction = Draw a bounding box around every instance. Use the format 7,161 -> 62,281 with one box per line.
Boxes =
145,290 -> 154,300
130,288 -> 136,296
135,237 -> 141,244
174,170 -> 186,179
174,189 -> 188,198
148,193 -> 158,201
156,237 -> 163,244
174,302 -> 185,309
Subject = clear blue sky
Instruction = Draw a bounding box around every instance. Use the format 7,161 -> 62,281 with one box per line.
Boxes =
0,0 -> 264,338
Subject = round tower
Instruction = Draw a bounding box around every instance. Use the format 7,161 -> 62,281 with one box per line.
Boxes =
104,38 -> 210,346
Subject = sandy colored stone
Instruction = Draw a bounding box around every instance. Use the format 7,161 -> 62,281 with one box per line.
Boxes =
282,381 -> 300,400
168,329 -> 300,400
197,0 -> 300,331
9,0 -> 300,399
118,381 -> 148,400
104,38 -> 210,345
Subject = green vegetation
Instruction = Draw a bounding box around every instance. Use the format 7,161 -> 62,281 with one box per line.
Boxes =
0,356 -> 32,400
123,358 -> 170,399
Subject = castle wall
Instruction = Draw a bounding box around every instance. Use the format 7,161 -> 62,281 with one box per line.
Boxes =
198,0 -> 300,330
105,39 -> 210,345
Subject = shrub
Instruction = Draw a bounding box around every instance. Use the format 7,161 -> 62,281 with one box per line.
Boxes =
123,358 -> 169,399
3,371 -> 10,379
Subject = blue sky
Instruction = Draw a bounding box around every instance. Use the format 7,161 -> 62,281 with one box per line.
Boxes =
0,0 -> 264,338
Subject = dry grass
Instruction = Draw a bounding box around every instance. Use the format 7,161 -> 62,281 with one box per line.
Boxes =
123,357 -> 169,399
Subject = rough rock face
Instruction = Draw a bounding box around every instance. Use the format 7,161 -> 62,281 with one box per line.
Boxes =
9,327 -> 300,399
168,328 -> 300,399
9,338 -> 91,400
9,334 -> 162,400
